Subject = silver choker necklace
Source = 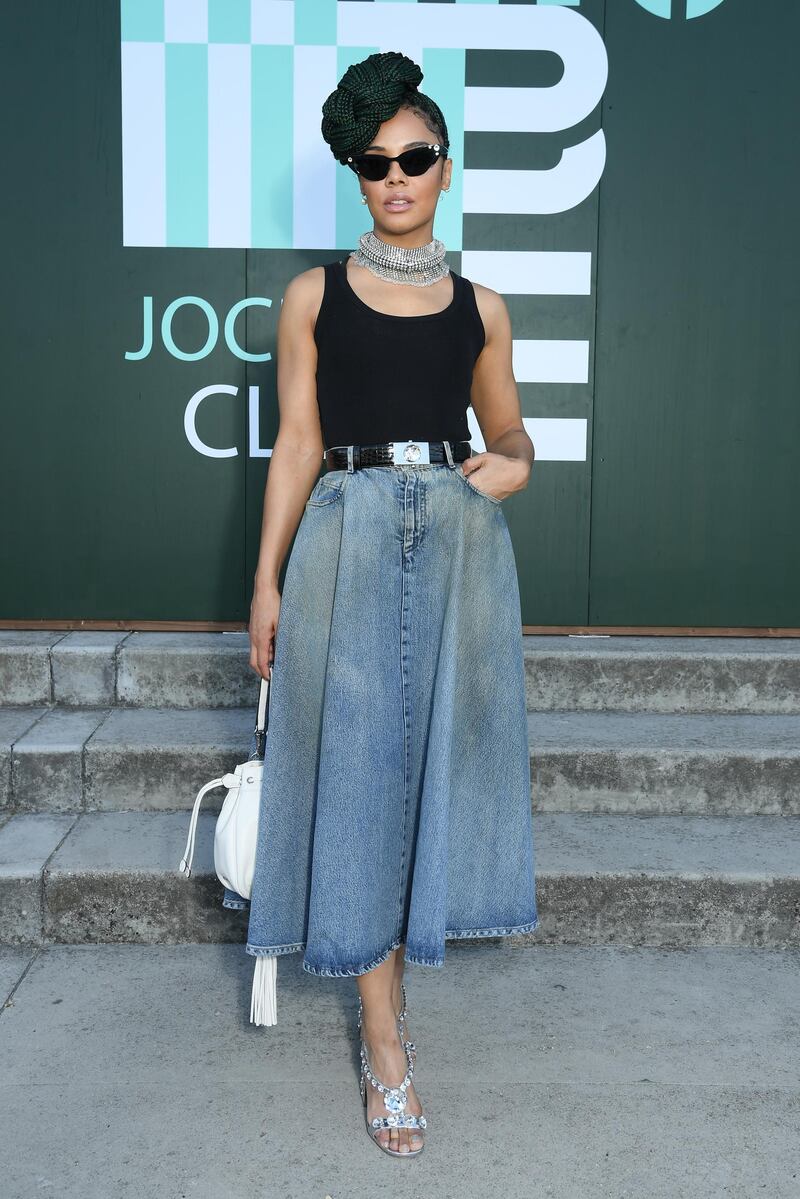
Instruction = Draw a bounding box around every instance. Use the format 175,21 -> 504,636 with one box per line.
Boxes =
349,230 -> 450,287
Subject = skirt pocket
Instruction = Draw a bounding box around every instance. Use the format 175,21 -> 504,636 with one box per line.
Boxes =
455,464 -> 503,505
306,469 -> 349,506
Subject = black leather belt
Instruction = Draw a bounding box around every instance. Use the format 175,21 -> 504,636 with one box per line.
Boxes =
324,439 -> 472,472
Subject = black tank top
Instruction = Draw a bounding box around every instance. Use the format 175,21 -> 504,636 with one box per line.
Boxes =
313,257 -> 486,448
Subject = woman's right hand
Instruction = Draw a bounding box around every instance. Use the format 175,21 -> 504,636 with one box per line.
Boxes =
248,582 -> 281,679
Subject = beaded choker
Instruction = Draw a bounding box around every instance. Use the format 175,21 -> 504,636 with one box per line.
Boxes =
349,230 -> 450,288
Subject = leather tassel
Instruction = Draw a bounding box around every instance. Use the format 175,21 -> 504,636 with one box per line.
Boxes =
250,955 -> 278,1026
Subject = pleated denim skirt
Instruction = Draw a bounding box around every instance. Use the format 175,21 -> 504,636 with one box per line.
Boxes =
238,459 -> 538,977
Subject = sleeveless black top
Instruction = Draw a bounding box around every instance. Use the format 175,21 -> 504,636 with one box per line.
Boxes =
313,257 -> 486,448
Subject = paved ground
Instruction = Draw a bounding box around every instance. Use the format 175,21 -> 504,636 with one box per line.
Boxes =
1,942 -> 798,1199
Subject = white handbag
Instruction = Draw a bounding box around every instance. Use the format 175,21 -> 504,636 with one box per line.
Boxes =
178,672 -> 278,1026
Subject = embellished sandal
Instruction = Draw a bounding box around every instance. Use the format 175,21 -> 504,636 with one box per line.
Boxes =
359,1029 -> 427,1157
356,981 -> 415,1057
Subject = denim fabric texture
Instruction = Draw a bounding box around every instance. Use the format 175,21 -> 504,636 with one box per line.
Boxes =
241,459 -> 538,977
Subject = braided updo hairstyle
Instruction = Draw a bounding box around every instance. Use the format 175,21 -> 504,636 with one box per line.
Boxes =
320,50 -> 449,165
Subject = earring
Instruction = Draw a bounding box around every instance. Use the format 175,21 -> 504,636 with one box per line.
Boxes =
360,193 -> 367,204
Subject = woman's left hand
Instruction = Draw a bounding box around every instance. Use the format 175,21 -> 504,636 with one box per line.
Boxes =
461,452 -> 530,501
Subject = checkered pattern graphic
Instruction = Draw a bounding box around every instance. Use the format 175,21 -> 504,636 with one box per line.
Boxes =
120,0 -> 602,461
119,0 -> 602,252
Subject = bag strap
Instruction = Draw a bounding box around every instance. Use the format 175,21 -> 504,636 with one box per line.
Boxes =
179,773 -> 236,878
252,672 -> 272,761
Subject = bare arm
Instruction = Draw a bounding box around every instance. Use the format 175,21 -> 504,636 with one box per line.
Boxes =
464,284 -> 535,500
248,267 -> 325,677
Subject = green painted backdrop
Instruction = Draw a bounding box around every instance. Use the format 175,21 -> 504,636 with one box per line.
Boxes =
2,1 -> 797,626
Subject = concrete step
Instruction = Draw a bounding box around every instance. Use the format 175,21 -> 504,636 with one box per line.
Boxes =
1,810 -> 798,949
531,710 -> 800,815
4,630 -> 800,713
0,705 -> 252,813
523,633 -> 800,713
4,705 -> 800,816
0,630 -> 255,708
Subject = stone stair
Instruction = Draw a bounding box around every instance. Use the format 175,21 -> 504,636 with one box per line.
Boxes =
1,630 -> 799,950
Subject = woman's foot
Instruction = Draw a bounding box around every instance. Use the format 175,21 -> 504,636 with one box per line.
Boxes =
361,1013 -> 425,1154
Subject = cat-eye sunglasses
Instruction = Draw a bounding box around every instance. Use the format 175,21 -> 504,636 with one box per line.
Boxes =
346,144 -> 448,182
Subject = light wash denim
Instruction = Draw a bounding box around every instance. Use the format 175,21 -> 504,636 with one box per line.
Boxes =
232,458 -> 538,977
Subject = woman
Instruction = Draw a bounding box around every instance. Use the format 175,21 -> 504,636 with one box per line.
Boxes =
243,51 -> 538,1157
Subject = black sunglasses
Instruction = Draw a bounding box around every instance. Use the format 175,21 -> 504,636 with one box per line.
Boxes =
346,144 -> 448,182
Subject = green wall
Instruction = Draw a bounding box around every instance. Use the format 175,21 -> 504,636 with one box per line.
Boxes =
590,0 -> 800,625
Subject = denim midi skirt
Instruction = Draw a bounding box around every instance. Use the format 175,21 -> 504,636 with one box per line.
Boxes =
235,459 -> 538,978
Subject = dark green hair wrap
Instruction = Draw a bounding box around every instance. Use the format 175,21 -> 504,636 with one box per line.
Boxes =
320,51 -> 449,165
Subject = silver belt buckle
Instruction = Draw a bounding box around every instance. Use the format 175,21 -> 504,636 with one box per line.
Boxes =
391,439 -> 430,465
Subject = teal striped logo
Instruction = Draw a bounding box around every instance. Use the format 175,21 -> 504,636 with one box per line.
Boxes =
632,0 -> 726,16
121,0 -> 472,250
120,0 -> 609,254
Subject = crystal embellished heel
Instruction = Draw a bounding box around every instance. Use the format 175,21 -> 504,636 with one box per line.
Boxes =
359,1031 -> 427,1157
